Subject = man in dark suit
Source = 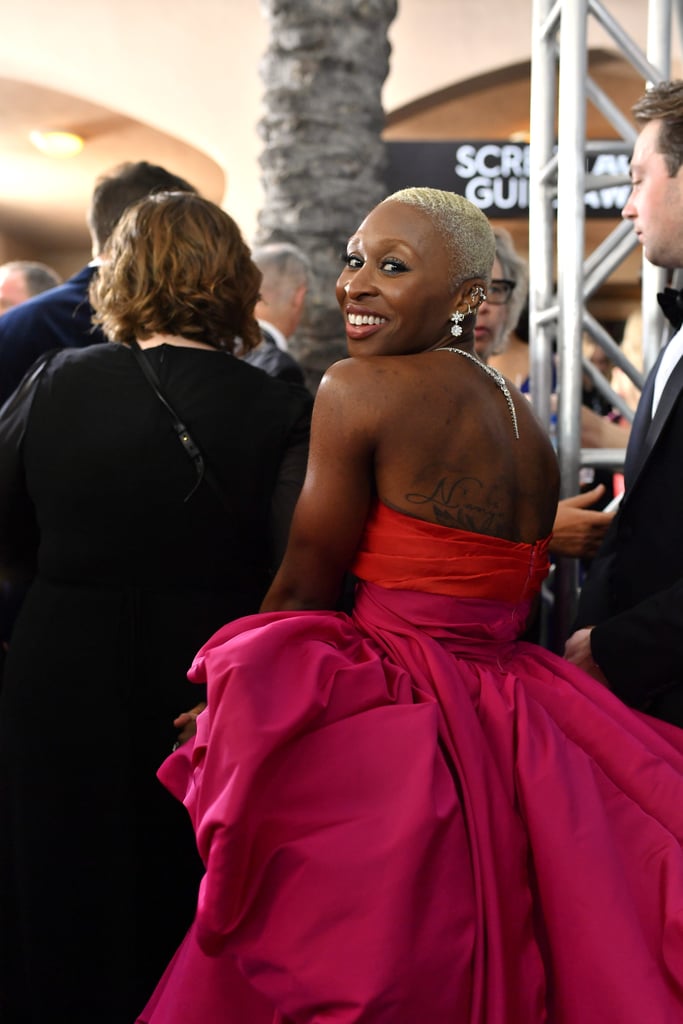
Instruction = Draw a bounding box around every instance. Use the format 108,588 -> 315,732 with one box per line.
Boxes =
565,80 -> 683,727
243,242 -> 309,386
0,161 -> 196,406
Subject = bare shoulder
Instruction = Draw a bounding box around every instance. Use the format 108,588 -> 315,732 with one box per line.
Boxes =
317,355 -> 412,416
319,355 -> 409,388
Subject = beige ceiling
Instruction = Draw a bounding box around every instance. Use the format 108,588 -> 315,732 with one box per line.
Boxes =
0,77 -> 225,259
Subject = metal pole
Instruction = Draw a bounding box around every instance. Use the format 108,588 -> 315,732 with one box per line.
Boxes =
527,0 -> 674,650
528,0 -> 559,435
553,0 -> 589,641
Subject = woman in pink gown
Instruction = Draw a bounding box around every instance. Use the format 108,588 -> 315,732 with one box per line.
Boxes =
139,189 -> 683,1023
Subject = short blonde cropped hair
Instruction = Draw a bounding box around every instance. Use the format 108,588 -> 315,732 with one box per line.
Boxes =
91,191 -> 262,352
381,187 -> 495,289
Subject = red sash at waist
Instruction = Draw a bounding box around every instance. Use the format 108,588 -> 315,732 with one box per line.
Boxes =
350,501 -> 550,604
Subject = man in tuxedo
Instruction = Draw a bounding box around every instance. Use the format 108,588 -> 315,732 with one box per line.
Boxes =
565,80 -> 683,726
0,161 -> 196,406
243,242 -> 309,385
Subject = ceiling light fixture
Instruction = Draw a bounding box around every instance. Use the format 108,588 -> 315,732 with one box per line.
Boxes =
508,130 -> 531,143
29,129 -> 85,158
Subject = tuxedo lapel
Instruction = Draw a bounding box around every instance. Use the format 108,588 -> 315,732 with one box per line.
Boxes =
624,348 -> 683,495
623,352 -> 661,490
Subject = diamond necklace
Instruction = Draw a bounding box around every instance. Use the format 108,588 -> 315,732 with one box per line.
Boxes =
439,346 -> 520,440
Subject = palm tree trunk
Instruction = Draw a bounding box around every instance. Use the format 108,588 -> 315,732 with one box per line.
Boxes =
258,0 -> 398,388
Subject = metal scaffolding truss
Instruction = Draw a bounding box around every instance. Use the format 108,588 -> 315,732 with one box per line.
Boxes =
528,0 -> 678,642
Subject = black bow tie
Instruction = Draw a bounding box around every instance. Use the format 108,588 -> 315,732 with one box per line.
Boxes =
657,287 -> 683,329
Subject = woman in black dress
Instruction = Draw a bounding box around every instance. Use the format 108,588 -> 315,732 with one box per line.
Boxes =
0,191 -> 312,1023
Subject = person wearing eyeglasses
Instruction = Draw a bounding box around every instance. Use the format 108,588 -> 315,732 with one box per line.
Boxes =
476,228 -> 623,561
486,234 -> 630,455
475,228 -> 528,366
484,232 -> 631,455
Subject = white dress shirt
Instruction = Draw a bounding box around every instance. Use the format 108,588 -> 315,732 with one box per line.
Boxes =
652,326 -> 683,417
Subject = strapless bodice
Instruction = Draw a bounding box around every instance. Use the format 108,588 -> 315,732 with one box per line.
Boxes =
350,501 -> 551,604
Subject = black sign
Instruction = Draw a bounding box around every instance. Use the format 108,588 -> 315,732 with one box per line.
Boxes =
385,140 -> 631,218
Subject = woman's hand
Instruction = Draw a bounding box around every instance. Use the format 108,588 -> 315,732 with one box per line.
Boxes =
172,702 -> 206,747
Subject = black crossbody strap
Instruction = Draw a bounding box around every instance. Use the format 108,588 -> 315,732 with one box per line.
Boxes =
129,340 -> 230,511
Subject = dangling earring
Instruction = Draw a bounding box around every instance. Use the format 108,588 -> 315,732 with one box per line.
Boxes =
450,310 -> 465,337
472,286 -> 486,304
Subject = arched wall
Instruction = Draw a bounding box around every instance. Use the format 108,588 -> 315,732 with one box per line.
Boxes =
0,0 -> 656,243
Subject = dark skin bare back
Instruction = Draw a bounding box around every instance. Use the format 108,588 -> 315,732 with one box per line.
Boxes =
263,199 -> 560,612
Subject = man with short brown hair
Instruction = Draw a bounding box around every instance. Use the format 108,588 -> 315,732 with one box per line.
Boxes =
566,80 -> 683,726
0,162 -> 196,404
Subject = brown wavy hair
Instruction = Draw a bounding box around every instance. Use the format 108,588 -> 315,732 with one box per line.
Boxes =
90,191 -> 262,352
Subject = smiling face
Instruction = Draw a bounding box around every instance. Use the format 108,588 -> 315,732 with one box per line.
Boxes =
336,200 -> 468,358
622,119 -> 683,268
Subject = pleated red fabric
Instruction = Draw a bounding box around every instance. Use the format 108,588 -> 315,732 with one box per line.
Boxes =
139,503 -> 683,1023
